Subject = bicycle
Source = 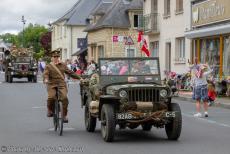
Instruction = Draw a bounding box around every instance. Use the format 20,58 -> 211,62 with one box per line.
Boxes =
53,86 -> 64,136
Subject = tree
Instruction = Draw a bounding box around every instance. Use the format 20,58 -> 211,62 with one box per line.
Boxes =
17,23 -> 48,52
0,33 -> 19,46
40,31 -> 51,55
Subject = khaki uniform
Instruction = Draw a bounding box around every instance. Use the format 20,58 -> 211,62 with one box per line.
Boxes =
43,62 -> 81,116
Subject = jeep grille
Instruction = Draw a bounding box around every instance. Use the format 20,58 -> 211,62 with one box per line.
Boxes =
14,64 -> 29,71
127,88 -> 160,102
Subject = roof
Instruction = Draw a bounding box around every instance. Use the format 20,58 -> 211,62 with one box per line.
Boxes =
85,0 -> 143,32
53,0 -> 101,26
90,0 -> 113,15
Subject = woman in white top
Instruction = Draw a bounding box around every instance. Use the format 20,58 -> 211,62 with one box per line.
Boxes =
192,64 -> 212,118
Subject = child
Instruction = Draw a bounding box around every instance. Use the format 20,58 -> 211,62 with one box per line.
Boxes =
207,83 -> 216,106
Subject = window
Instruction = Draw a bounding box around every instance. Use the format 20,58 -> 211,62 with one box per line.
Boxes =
175,38 -> 185,63
134,14 -> 143,29
98,46 -> 104,58
176,0 -> 183,14
151,0 -> 158,13
200,38 -> 220,78
150,41 -> 159,57
223,36 -> 230,77
125,47 -> 136,57
164,0 -> 170,17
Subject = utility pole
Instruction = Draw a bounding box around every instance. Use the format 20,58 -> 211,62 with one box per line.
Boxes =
21,15 -> 26,47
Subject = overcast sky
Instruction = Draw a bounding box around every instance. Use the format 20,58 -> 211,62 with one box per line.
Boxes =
0,0 -> 78,35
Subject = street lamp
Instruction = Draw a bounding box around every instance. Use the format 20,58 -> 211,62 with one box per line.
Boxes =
21,15 -> 26,47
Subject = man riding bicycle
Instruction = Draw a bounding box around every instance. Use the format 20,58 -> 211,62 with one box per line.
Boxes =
43,50 -> 82,123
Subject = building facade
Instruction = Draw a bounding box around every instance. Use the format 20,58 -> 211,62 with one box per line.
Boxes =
85,0 -> 144,63
51,0 -> 101,61
143,0 -> 191,76
185,0 -> 230,79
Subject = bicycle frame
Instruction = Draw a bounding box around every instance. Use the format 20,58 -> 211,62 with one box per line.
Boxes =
53,86 -> 64,136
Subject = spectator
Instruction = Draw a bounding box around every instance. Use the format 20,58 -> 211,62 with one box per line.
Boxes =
39,59 -> 46,73
192,64 -> 212,118
86,60 -> 96,75
207,83 -> 216,106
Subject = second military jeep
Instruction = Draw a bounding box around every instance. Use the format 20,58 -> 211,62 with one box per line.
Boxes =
80,57 -> 182,142
4,50 -> 38,83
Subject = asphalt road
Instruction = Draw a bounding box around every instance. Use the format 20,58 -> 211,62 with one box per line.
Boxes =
0,73 -> 230,154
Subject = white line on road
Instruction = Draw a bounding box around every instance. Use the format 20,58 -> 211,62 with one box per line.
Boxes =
182,113 -> 230,128
48,127 -> 75,131
32,106 -> 46,109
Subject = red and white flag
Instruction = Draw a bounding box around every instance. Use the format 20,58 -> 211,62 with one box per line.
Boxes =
138,31 -> 150,57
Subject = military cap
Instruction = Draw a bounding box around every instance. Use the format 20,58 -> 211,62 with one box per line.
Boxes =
51,49 -> 61,57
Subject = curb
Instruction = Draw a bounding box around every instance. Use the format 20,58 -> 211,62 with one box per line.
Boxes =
173,96 -> 230,110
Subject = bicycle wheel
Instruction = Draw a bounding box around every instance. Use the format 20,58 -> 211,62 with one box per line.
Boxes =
58,101 -> 63,136
53,101 -> 59,131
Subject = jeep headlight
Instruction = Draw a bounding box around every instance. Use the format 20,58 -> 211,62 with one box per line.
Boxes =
119,90 -> 127,98
160,89 -> 168,98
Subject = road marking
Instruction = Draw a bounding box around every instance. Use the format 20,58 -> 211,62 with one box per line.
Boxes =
32,106 -> 46,109
48,127 -> 75,131
182,113 -> 230,128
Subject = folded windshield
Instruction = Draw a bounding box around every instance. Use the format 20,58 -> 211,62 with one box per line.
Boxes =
15,57 -> 31,63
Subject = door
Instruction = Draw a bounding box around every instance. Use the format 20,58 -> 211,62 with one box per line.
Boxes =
165,42 -> 171,71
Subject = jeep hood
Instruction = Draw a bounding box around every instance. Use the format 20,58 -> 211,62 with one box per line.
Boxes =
106,84 -> 166,91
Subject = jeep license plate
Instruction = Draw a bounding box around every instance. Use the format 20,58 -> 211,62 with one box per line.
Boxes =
116,113 -> 133,120
165,111 -> 176,118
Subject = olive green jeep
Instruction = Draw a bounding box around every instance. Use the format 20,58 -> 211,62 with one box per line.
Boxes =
80,57 -> 182,142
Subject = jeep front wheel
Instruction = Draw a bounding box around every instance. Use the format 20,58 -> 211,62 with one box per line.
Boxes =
101,104 -> 115,142
165,103 -> 182,140
33,76 -> 37,83
9,75 -> 13,83
84,105 -> 96,132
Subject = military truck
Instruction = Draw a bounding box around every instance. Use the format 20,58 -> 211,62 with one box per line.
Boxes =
4,47 -> 38,83
80,57 -> 182,142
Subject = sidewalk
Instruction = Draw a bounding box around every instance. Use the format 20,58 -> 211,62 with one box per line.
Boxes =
174,90 -> 230,110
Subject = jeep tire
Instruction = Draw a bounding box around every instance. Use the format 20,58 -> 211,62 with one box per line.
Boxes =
84,105 -> 96,132
9,75 -> 13,83
5,74 -> 8,82
165,103 -> 182,140
101,104 -> 115,142
33,76 -> 37,83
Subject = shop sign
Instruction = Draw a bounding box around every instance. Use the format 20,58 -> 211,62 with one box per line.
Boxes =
192,0 -> 230,27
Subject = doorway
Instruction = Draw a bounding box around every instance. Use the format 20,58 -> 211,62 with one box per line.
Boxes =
165,42 -> 171,71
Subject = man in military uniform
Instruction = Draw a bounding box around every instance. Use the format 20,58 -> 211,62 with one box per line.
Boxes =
43,50 -> 81,123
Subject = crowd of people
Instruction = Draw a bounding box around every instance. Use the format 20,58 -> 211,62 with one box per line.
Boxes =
38,58 -> 98,77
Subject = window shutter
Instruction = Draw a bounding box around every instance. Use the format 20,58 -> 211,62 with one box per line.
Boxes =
176,0 -> 179,12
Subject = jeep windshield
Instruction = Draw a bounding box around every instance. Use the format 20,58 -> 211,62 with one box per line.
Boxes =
99,58 -> 161,87
15,57 -> 31,63
100,59 -> 159,76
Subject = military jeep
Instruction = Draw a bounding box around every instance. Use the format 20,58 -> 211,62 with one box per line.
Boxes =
80,57 -> 182,142
4,48 -> 38,83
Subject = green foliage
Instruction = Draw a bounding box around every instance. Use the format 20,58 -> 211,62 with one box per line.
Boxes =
1,23 -> 49,58
0,33 -> 19,46
33,49 -> 45,60
18,23 -> 48,53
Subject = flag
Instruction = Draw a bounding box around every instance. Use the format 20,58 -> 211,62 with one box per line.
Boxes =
138,31 -> 143,43
141,43 -> 150,57
138,31 -> 150,57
